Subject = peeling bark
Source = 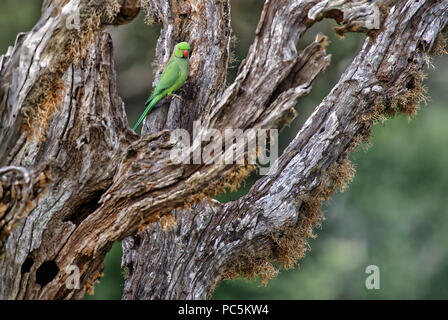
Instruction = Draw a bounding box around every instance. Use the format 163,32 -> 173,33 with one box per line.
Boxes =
0,0 -> 446,300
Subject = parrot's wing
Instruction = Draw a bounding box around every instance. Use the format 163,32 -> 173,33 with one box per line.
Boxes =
152,60 -> 181,98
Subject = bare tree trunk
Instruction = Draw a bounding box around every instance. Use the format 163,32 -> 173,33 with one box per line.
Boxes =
0,0 -> 447,300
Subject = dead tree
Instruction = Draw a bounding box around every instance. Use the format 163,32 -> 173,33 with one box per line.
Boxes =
0,0 -> 447,300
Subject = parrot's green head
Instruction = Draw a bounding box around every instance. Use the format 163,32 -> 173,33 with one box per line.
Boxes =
173,42 -> 191,59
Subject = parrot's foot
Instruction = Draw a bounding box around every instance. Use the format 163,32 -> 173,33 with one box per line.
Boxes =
170,93 -> 183,101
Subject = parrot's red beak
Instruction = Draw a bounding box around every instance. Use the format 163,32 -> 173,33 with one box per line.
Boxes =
183,50 -> 189,58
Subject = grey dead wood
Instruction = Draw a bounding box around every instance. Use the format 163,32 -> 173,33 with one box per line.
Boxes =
0,0 -> 446,299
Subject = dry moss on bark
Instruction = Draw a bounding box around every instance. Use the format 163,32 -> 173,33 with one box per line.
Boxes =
221,156 -> 357,287
220,41 -> 438,286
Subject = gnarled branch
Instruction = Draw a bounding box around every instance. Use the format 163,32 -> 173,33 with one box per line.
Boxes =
0,0 -> 446,300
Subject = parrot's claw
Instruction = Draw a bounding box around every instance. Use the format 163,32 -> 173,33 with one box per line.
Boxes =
170,93 -> 183,101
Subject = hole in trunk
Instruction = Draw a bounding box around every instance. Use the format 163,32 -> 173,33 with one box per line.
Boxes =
63,190 -> 104,226
36,260 -> 59,287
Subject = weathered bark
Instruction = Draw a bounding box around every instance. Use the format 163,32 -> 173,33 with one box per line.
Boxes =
121,0 -> 448,299
0,0 -> 446,300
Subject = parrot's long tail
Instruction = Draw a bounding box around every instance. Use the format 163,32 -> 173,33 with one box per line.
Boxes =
133,95 -> 162,131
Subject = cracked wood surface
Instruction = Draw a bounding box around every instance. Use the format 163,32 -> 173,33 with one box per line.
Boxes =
0,0 -> 446,300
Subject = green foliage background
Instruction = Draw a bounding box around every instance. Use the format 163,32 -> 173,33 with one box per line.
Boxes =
2,0 -> 448,299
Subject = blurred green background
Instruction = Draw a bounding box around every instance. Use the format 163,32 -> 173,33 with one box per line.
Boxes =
2,0 -> 448,299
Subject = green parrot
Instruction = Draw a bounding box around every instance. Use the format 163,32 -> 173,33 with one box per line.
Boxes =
133,42 -> 191,131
